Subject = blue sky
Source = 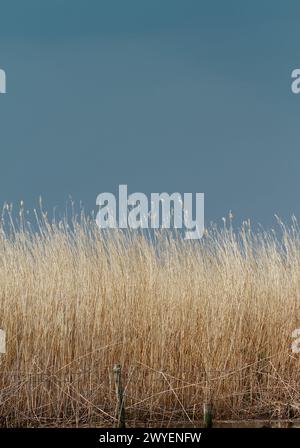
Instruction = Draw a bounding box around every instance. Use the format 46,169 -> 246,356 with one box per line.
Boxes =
0,1 -> 299,227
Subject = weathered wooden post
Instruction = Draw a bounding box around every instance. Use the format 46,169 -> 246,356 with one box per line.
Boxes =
113,364 -> 126,428
203,402 -> 213,428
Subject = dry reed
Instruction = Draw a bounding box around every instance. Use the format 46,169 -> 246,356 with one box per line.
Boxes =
0,206 -> 299,426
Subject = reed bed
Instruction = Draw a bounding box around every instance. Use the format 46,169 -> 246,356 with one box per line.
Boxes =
0,206 -> 300,427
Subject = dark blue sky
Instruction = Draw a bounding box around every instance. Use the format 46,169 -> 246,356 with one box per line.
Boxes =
0,1 -> 299,227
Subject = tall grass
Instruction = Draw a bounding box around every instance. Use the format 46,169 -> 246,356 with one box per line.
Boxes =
0,205 -> 300,426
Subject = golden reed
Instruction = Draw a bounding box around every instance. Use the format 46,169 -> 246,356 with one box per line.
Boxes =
0,206 -> 299,426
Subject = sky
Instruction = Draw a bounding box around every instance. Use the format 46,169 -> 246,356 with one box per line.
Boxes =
0,1 -> 299,228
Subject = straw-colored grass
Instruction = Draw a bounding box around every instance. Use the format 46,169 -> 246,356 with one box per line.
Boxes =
0,207 -> 300,427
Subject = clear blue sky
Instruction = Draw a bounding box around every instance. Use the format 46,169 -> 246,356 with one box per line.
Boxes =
0,1 -> 299,227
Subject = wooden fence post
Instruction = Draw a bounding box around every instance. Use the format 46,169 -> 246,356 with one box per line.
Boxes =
113,364 -> 126,428
203,402 -> 213,428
